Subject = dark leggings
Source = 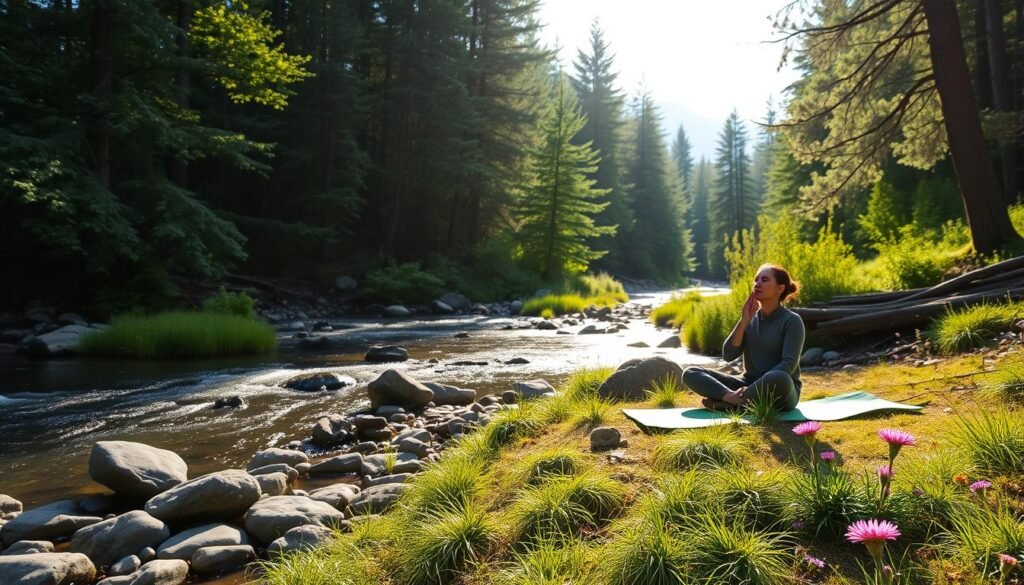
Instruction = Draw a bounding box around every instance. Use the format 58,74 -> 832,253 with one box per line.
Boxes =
681,367 -> 800,411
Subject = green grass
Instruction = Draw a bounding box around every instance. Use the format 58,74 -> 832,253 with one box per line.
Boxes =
652,426 -> 747,471
402,454 -> 485,515
561,366 -> 614,400
599,517 -> 690,585
79,311 -> 276,358
515,448 -> 590,485
520,294 -> 623,317
645,375 -> 682,408
943,502 -> 1024,577
507,471 -> 625,543
634,471 -> 710,527
496,537 -> 593,585
952,408 -> 1024,475
394,505 -> 496,585
929,300 -> 1024,354
981,354 -> 1024,403
711,466 -> 792,530
685,509 -> 793,585
575,272 -> 628,302
481,406 -> 544,451
257,538 -> 381,585
682,289 -> 744,355
650,291 -> 702,328
785,468 -> 868,539
572,395 -> 613,429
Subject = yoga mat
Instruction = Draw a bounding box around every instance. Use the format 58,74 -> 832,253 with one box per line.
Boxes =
622,391 -> 923,430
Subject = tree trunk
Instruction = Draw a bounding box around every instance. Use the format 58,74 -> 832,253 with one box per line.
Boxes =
922,0 -> 1022,254
975,0 -> 993,109
985,0 -> 1017,204
168,0 -> 192,188
86,1 -> 113,187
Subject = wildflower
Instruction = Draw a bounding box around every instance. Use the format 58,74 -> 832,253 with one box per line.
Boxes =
878,428 -> 915,459
969,480 -> 992,493
802,554 -> 825,570
792,519 -> 806,530
881,564 -> 895,585
953,472 -> 970,485
846,519 -> 901,563
877,465 -> 894,479
793,421 -> 822,439
820,450 -> 836,462
1000,553 -> 1018,581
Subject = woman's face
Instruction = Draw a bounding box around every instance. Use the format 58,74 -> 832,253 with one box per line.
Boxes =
752,268 -> 785,302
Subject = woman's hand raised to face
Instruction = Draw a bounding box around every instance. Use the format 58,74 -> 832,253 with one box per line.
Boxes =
741,291 -> 759,324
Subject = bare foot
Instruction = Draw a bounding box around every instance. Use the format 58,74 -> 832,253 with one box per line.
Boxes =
701,398 -> 736,412
721,388 -> 746,406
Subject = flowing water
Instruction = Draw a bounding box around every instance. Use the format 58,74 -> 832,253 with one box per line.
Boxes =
0,289 -> 723,579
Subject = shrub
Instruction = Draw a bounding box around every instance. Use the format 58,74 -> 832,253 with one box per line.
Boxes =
981,354 -> 1024,403
952,409 -> 1024,475
872,224 -> 965,290
202,287 -> 257,319
652,427 -> 747,471
928,300 -> 1024,354
79,311 -> 276,358
508,471 -> 625,542
363,260 -> 445,304
516,449 -> 590,485
403,455 -> 485,516
520,294 -> 620,317
650,291 -> 702,328
562,366 -> 614,400
685,509 -> 793,585
645,375 -> 683,408
574,272 -> 628,302
481,406 -> 543,451
599,518 -> 689,585
394,505 -> 496,585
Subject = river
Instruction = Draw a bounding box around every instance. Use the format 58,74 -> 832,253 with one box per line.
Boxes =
0,289 -> 720,515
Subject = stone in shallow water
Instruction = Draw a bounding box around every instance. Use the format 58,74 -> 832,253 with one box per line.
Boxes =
69,510 -> 170,567
243,497 -> 345,544
156,523 -> 248,561
0,552 -> 96,585
144,470 -> 261,523
1,500 -> 101,546
190,545 -> 256,575
247,448 -> 309,470
88,441 -> 188,500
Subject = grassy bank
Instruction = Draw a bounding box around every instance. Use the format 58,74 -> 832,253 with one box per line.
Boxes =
79,311 -> 276,358
519,273 -> 628,317
260,349 -> 1024,584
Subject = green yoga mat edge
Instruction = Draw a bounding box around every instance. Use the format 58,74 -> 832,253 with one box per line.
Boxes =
622,391 -> 923,430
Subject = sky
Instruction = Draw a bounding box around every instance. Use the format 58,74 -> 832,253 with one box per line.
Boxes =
537,0 -> 801,161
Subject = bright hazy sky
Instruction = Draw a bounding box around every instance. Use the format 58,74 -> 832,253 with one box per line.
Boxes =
537,0 -> 800,160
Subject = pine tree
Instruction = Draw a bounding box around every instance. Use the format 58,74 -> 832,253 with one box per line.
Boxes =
572,19 -> 631,272
750,97 -> 776,204
689,157 -> 714,276
518,75 -> 614,280
623,93 -> 692,282
709,110 -> 758,279
671,125 -> 695,192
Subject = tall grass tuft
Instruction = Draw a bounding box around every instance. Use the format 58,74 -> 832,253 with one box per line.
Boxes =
785,469 -> 868,538
652,427 -> 747,471
496,537 -> 593,585
516,448 -> 590,485
634,470 -> 710,527
576,272 -> 628,302
535,393 -> 575,425
928,300 -> 1024,354
482,405 -> 543,451
562,366 -> 614,400
711,466 -> 792,530
394,505 -> 496,585
893,451 -> 973,536
573,395 -> 613,429
682,290 -> 744,355
943,502 -> 1024,576
508,471 -> 625,543
257,537 -> 382,585
980,354 -> 1024,403
520,294 -> 622,317
403,454 -> 485,516
599,518 -> 689,585
79,311 -> 276,358
952,409 -> 1024,475
650,291 -> 703,328
685,509 -> 793,585
645,375 -> 682,408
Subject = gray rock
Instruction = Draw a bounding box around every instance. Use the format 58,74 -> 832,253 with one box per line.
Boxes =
310,415 -> 348,448
578,324 -> 601,335
395,437 -> 430,457
512,379 -> 556,399
363,474 -> 413,488
510,300 -> 523,313
364,345 -> 409,363
295,462 -> 311,477
383,305 -> 410,317
657,336 -> 682,348
439,292 -> 471,311
0,552 -> 96,585
307,484 -> 361,511
354,415 -> 388,430
144,470 -> 261,523
138,548 -> 156,563
309,453 -> 363,475
535,320 -> 558,330
69,510 -> 170,567
57,313 -> 87,326
598,357 -> 683,401
88,441 -> 188,500
423,382 -> 475,406
590,427 -> 623,450
431,300 -> 454,314
376,405 -> 406,417
244,497 -> 345,544
348,484 -> 409,516
298,336 -> 332,350
247,448 -> 309,471
334,276 -> 358,291
267,525 -> 336,556
627,341 -> 650,348
108,555 -> 140,577
1,500 -> 102,546
367,369 -> 434,409
800,347 -> 825,367
190,545 -> 255,575
360,428 -> 393,442
822,350 -> 841,362
361,452 -> 420,477
21,325 -> 97,356
156,523 -> 248,561
283,372 -> 356,392
1,541 -> 54,555
392,428 -> 431,444
97,559 -> 188,585
248,464 -> 299,483
0,495 -> 23,520
254,473 -> 290,497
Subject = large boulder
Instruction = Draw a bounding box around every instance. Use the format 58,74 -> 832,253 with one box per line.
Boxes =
307,484 -> 361,511
1,500 -> 102,546
309,453 -> 362,475
597,357 -> 683,400
96,559 -> 188,585
69,511 -> 170,567
144,470 -> 261,523
0,553 -> 96,585
21,325 -> 102,356
190,545 -> 256,575
512,379 -> 556,399
2,541 -> 55,555
367,370 -> 433,409
243,497 -> 345,544
364,345 -> 409,363
423,382 -> 475,406
247,448 -> 309,471
267,525 -> 336,556
283,372 -> 355,392
439,292 -> 471,311
156,524 -> 248,561
348,484 -> 409,516
88,442 -> 188,500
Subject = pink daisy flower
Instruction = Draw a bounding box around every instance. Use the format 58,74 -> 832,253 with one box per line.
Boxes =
999,553 -> 1018,566
794,421 -> 823,436
970,480 -> 992,493
820,450 -> 836,462
878,429 -> 915,446
846,519 -> 900,561
878,465 -> 894,479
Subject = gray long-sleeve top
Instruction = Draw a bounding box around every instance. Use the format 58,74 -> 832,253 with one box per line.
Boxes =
722,306 -> 805,390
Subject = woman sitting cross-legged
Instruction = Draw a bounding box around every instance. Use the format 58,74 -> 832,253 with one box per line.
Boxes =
682,264 -> 805,412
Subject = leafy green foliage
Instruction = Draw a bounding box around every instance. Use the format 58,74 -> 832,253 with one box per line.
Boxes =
650,291 -> 703,328
515,449 -> 590,485
785,469 -> 869,539
257,537 -> 382,585
870,224 -> 966,289
79,312 -> 276,358
682,290 -> 744,355
943,503 -> 1024,576
202,288 -> 256,319
362,261 -> 445,305
981,354 -> 1024,403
